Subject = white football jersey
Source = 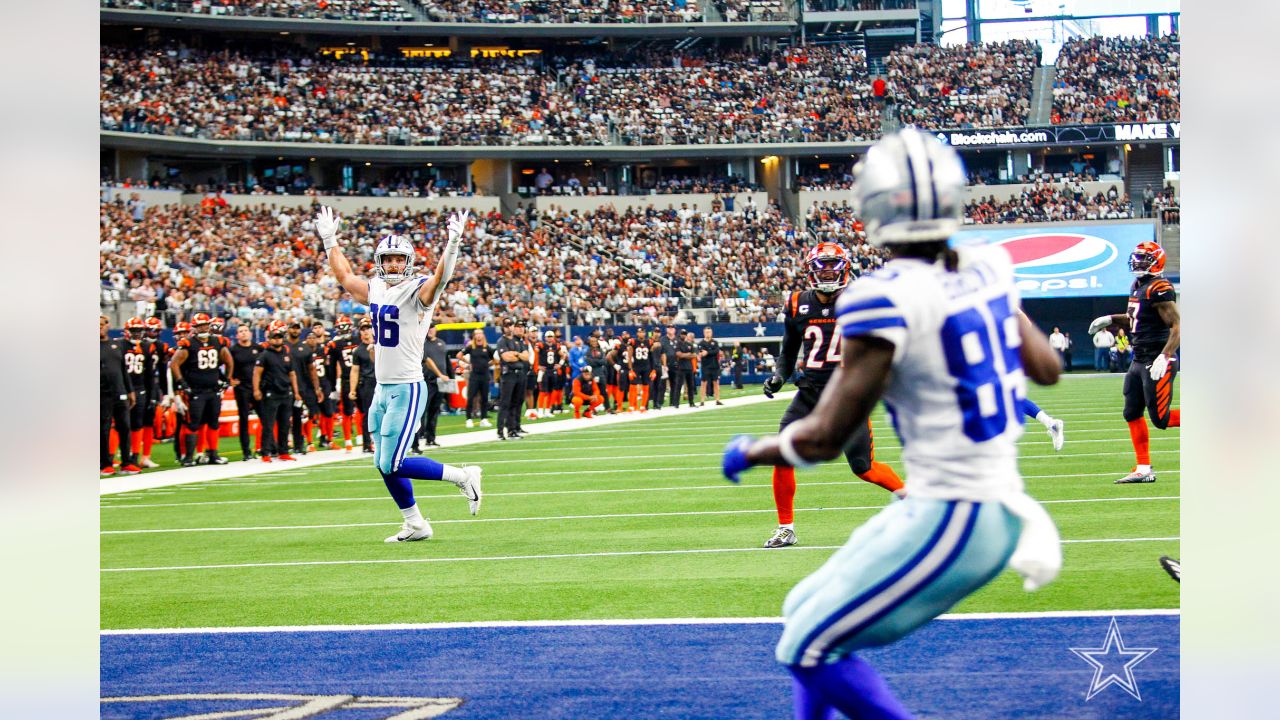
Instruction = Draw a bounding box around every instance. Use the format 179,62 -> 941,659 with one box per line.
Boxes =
367,275 -> 438,385
835,244 -> 1027,501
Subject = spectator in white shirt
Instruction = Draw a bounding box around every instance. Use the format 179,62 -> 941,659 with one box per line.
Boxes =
1049,327 -> 1069,370
1092,327 -> 1115,371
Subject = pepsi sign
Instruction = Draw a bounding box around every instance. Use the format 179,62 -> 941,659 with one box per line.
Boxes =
952,221 -> 1158,298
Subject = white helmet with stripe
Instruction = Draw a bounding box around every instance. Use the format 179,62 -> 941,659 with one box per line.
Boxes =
853,127 -> 967,247
374,234 -> 416,284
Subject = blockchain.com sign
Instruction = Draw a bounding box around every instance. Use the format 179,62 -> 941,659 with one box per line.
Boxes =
952,221 -> 1158,299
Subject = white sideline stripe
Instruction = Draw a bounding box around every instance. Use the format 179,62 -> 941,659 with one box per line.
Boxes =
99,390 -> 797,496
101,537 -> 1180,573
516,421 -> 1161,439
101,496 -> 1181,535
406,436 -> 1179,456
100,608 -> 1180,636
99,470 -> 1182,510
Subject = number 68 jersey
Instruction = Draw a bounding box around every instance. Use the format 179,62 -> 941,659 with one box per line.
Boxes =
835,244 -> 1027,501
367,276 -> 438,385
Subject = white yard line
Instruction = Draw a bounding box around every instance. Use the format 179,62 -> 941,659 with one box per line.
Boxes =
101,496 -> 1180,535
100,469 -> 1182,510
101,536 -> 1180,574
100,607 -> 1179,636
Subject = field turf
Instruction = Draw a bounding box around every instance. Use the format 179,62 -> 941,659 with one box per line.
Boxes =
100,374 -> 1179,631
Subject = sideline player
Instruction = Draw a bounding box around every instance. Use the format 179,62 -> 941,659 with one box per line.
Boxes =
122,318 -> 158,469
723,128 -> 1064,719
169,313 -> 234,466
759,242 -> 906,549
317,205 -> 482,542
326,315 -> 361,452
1088,241 -> 1181,483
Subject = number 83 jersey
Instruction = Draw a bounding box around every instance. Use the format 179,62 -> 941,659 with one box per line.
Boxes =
367,276 -> 437,385
835,244 -> 1027,500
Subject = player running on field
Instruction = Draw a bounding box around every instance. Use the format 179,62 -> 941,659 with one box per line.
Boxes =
1088,240 -> 1181,483
316,206 -> 482,542
723,128 -> 1064,719
759,241 -> 906,549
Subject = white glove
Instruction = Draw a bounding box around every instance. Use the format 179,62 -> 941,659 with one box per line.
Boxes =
159,394 -> 172,408
315,206 -> 340,250
329,390 -> 339,401
1149,353 -> 1171,381
446,210 -> 471,244
1088,315 -> 1112,334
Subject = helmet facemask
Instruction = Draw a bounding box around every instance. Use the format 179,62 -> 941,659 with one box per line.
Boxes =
809,255 -> 850,294
375,235 -> 416,285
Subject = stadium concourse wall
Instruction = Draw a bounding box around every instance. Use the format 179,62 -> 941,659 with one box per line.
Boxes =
101,187 -> 501,214
531,192 -> 771,215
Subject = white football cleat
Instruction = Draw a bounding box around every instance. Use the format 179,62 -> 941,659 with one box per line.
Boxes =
139,457 -> 160,468
384,518 -> 433,543
458,465 -> 483,516
479,419 -> 492,428
1047,419 -> 1065,452
465,419 -> 475,429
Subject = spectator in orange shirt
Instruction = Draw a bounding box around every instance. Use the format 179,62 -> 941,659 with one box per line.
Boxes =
570,366 -> 605,419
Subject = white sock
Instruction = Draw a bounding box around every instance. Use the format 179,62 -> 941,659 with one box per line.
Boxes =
1035,411 -> 1054,429
779,523 -> 794,530
1136,464 -> 1152,474
401,504 -> 423,524
441,464 -> 468,485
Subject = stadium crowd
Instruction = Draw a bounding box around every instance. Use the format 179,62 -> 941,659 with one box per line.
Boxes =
99,41 -> 1049,146
104,0 -> 791,23
1052,34 -> 1180,125
102,0 -> 416,21
885,39 -> 1040,129
963,181 -> 1134,225
100,194 -> 887,331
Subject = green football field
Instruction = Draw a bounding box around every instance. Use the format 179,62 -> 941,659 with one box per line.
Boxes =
100,375 -> 1179,630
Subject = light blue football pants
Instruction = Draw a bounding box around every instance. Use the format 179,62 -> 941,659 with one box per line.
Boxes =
776,497 -> 1021,667
367,381 -> 428,475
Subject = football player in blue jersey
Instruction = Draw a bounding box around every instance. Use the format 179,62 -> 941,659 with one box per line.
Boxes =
723,128 -> 1065,719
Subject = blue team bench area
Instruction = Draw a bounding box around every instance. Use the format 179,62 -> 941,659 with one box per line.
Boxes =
102,613 -> 1178,719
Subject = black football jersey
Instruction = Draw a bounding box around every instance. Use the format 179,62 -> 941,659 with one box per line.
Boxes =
1127,275 -> 1177,362
630,339 -> 652,373
327,338 -> 358,389
178,336 -> 224,391
783,289 -> 842,384
312,349 -> 334,391
123,341 -> 156,394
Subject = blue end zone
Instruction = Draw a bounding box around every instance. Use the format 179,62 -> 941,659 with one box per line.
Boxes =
102,614 -> 1178,719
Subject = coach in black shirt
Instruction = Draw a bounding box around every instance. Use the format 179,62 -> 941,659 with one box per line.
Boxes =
100,315 -> 136,474
229,324 -> 264,460
673,330 -> 697,408
697,326 -> 724,406
458,329 -> 493,426
416,326 -> 452,450
660,325 -> 679,408
495,321 -> 531,440
253,326 -> 297,460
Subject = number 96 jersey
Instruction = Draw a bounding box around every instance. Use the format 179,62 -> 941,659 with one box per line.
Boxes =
367,276 -> 437,385
835,244 -> 1027,500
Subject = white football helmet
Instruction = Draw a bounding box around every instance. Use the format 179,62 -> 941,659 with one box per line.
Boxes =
374,234 -> 416,284
853,127 -> 967,247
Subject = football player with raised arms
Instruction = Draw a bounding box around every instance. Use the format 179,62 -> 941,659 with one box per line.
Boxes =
1088,240 -> 1180,483
758,241 -> 906,549
316,206 -> 482,542
723,128 -> 1065,719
